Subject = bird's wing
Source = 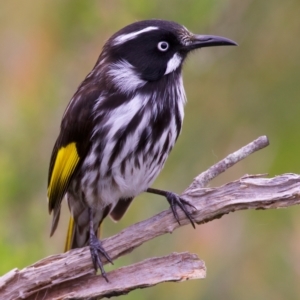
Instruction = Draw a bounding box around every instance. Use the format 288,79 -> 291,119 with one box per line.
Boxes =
48,85 -> 98,235
110,197 -> 134,221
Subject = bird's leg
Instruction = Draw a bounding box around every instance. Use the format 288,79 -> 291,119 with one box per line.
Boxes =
89,208 -> 113,282
146,188 -> 196,229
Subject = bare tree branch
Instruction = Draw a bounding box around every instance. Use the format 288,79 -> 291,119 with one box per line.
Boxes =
186,135 -> 269,189
29,252 -> 205,300
2,135 -> 300,300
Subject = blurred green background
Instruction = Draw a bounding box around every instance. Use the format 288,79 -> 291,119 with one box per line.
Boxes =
1,0 -> 300,299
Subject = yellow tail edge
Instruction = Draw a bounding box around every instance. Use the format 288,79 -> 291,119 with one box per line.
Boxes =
64,216 -> 75,252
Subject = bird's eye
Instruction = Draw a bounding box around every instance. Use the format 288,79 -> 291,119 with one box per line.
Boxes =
157,41 -> 169,52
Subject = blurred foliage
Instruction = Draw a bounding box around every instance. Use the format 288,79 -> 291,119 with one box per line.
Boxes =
0,0 -> 300,299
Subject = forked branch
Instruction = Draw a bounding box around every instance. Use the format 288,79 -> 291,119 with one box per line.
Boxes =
2,135 -> 300,300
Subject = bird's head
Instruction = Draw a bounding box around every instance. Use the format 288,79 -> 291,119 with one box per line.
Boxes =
95,20 -> 237,94
87,20 -> 237,94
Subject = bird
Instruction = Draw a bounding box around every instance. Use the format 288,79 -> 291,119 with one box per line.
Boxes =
47,19 -> 237,281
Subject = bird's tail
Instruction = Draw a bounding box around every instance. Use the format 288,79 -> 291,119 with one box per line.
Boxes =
64,214 -> 101,251
64,216 -> 77,251
64,206 -> 107,251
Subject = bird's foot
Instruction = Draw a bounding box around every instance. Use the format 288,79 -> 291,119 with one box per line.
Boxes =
89,231 -> 113,282
146,188 -> 196,228
165,191 -> 196,228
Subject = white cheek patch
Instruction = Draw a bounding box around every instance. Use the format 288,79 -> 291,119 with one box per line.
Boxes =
108,60 -> 146,94
164,53 -> 182,75
113,26 -> 158,46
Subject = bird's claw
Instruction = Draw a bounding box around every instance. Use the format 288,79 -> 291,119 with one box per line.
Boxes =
89,233 -> 113,282
165,192 -> 196,228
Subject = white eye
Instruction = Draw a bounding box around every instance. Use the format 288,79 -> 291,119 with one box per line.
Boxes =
157,41 -> 169,52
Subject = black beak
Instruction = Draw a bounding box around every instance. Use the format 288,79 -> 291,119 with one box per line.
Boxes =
186,34 -> 237,51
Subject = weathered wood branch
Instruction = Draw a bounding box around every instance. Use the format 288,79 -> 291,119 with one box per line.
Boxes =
29,252 -> 205,300
2,135 -> 300,300
187,135 -> 269,189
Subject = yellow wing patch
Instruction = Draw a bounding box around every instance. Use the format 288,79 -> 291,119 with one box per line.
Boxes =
48,142 -> 79,207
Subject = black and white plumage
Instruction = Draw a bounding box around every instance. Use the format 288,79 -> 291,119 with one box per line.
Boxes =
47,19 -> 236,281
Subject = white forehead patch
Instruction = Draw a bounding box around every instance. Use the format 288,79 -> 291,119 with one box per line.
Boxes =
165,53 -> 182,75
113,26 -> 158,46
